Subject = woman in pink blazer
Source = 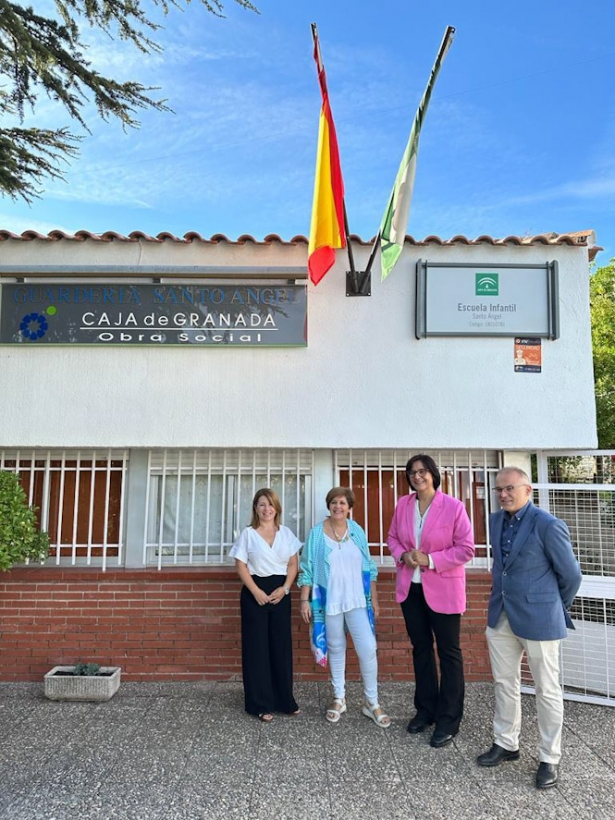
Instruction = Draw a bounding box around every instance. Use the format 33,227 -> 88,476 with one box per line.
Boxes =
387,454 -> 474,748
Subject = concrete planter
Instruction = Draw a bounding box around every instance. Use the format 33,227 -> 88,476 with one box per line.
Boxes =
44,666 -> 121,702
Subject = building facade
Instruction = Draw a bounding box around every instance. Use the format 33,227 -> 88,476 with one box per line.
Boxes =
0,229 -> 598,681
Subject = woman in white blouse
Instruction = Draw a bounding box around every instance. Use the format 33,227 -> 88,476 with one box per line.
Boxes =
229,488 -> 301,723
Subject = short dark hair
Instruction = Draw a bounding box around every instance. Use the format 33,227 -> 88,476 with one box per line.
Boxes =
405,454 -> 441,490
325,487 -> 355,509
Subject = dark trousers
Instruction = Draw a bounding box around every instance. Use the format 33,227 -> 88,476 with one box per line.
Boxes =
401,583 -> 465,735
240,574 -> 298,716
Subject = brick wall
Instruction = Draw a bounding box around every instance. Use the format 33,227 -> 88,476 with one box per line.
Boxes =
0,567 -> 493,682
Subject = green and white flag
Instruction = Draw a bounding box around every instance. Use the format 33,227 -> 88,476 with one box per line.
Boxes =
380,26 -> 455,281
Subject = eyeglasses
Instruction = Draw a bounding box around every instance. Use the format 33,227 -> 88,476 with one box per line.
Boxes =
494,484 -> 529,494
408,468 -> 429,478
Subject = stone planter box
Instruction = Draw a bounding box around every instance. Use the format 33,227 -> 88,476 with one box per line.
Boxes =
44,666 -> 121,702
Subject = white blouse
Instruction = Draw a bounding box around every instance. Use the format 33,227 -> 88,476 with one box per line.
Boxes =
229,525 -> 301,577
325,534 -> 366,615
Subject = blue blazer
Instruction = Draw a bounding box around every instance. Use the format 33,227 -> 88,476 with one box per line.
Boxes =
488,503 -> 582,640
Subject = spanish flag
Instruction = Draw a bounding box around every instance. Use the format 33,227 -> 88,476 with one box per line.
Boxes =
308,24 -> 346,286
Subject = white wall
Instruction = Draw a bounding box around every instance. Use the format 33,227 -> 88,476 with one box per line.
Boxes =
0,238 -> 597,449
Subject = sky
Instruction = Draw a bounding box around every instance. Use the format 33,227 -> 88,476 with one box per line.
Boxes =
1,0 -> 614,266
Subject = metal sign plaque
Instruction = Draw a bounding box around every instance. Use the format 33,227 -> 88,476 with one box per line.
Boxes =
0,283 -> 308,346
415,261 -> 559,339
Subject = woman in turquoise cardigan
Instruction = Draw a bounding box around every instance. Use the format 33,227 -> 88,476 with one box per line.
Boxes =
298,487 -> 390,727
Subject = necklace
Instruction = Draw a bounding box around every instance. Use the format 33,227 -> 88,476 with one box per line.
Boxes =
329,519 -> 350,546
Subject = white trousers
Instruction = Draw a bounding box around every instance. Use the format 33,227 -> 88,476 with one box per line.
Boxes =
326,607 -> 378,704
486,612 -> 563,763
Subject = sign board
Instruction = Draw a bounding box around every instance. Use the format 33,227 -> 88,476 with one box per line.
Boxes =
415,261 -> 559,339
0,283 -> 308,347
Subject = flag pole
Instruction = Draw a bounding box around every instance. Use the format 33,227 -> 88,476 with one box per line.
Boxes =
378,25 -> 455,282
310,24 -> 363,294
342,201 -> 359,293
356,233 -> 381,294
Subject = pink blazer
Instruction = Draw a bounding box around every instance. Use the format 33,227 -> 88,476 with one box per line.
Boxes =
387,490 -> 475,614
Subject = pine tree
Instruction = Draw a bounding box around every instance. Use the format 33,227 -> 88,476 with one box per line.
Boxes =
0,0 -> 256,201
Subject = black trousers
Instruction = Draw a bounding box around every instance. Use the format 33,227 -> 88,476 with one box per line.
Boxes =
240,574 -> 298,716
401,583 -> 465,735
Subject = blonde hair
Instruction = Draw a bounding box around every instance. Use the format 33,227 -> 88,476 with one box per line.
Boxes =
250,488 -> 282,529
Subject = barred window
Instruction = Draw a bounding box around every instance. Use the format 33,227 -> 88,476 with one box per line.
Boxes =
0,451 -> 127,569
144,449 -> 313,566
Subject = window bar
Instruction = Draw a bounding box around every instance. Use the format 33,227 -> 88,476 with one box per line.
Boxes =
157,449 -> 168,570
189,449 -> 197,565
295,451 -> 301,536
117,452 -> 127,566
86,452 -> 96,566
378,450 -> 384,562
236,448 -> 244,544
142,450 -> 153,566
172,450 -> 182,564
55,452 -> 67,566
393,451 -> 400,508
361,450 -> 368,536
100,451 -> 112,572
596,482 -> 605,573
204,449 -> 212,565
71,452 -> 81,566
467,451 -> 476,544
220,450 -> 228,562
26,451 -> 35,506
266,448 -> 272,490
347,450 -> 352,506
40,450 -> 51,534
281,449 -> 287,526
452,451 -> 459,499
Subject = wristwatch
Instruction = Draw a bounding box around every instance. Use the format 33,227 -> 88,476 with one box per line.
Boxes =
284,586 -> 290,595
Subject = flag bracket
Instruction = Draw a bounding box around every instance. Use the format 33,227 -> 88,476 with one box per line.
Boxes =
346,271 -> 371,297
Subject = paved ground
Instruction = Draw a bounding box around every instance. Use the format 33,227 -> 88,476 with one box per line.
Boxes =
0,680 -> 613,820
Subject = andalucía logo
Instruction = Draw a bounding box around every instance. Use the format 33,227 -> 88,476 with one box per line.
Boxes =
475,273 -> 499,296
20,312 -> 49,341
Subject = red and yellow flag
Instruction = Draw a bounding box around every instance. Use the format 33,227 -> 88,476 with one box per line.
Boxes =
308,25 -> 346,286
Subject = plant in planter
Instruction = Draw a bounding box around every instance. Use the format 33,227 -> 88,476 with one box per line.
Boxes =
0,471 -> 50,571
45,660 -> 122,702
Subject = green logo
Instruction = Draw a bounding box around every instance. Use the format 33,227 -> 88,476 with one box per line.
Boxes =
475,272 -> 498,296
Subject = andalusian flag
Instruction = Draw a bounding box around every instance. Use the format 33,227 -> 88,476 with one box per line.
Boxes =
308,24 -> 346,286
380,26 -> 455,281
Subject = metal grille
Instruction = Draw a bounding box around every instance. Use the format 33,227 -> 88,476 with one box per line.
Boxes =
335,449 -> 501,565
519,454 -> 615,706
0,450 -> 127,570
143,449 -> 314,567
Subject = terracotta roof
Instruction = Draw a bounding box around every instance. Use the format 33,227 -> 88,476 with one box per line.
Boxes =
0,229 -> 601,259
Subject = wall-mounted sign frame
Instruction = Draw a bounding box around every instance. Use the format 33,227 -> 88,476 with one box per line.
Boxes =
415,260 -> 559,339
0,282 -> 308,347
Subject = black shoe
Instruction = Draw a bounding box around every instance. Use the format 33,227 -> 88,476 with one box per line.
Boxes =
476,743 -> 520,767
407,714 -> 433,734
430,730 -> 455,748
536,762 -> 559,789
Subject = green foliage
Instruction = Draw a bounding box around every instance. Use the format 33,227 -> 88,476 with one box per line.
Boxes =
0,0 -> 257,201
0,471 -> 50,571
72,662 -> 102,676
590,259 -> 615,448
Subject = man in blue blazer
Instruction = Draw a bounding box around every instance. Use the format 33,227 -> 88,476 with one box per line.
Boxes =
477,467 -> 582,790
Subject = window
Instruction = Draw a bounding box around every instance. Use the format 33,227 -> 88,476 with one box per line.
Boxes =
0,451 -> 127,568
144,449 -> 313,566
